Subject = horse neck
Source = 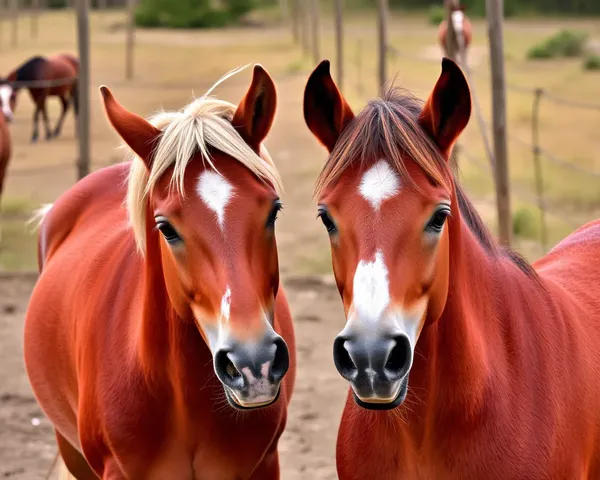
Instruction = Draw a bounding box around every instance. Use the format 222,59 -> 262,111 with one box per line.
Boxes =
409,196 -> 538,425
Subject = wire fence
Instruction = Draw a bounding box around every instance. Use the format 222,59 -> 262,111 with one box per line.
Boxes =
347,34 -> 600,254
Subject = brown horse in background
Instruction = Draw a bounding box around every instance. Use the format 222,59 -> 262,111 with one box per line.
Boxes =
438,5 -> 472,58
0,106 -> 12,243
0,53 -> 78,142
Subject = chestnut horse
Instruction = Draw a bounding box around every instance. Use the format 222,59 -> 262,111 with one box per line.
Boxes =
24,65 -> 295,479
303,59 -> 600,479
0,107 -> 12,242
0,53 -> 78,142
438,5 -> 472,58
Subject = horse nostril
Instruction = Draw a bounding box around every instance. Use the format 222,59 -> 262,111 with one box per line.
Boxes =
270,337 -> 289,382
214,349 -> 243,389
384,335 -> 412,380
333,335 -> 358,380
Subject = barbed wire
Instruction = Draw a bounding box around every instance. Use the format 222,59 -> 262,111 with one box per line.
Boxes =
3,76 -> 78,89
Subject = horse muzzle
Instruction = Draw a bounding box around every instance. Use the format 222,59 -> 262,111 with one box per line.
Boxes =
333,328 -> 412,410
214,333 -> 289,410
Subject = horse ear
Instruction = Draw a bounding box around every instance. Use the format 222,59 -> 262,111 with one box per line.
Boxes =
99,86 -> 161,169
303,60 -> 355,153
232,64 -> 277,149
419,58 -> 471,157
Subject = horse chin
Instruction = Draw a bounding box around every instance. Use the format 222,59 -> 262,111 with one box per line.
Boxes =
352,378 -> 409,411
224,386 -> 281,411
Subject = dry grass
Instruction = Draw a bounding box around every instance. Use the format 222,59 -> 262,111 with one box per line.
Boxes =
0,8 -> 599,272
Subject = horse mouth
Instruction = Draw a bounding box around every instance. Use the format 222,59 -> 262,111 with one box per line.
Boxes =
352,377 -> 408,411
224,386 -> 280,410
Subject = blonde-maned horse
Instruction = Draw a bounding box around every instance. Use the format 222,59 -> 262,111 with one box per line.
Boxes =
24,65 -> 296,479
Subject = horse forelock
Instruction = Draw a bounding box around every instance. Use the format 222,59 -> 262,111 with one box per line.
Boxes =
126,66 -> 282,254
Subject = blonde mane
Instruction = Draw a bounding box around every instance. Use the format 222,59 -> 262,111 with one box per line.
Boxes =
126,65 -> 283,254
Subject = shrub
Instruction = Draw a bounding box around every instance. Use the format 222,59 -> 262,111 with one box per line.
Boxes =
512,206 -> 539,240
135,0 -> 255,29
527,30 -> 589,60
428,5 -> 445,25
584,55 -> 600,71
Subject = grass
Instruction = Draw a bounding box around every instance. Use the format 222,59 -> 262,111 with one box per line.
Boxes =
584,54 -> 600,70
526,29 -> 589,59
1,8 -> 600,273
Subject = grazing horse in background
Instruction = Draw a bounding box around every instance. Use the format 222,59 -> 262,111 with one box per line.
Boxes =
438,4 -> 472,59
303,59 -> 600,479
0,53 -> 78,142
24,64 -> 296,479
0,107 -> 12,242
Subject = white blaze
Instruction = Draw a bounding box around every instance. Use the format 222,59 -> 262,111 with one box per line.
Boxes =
0,85 -> 13,120
196,170 -> 234,230
220,287 -> 231,324
451,10 -> 464,34
352,250 -> 390,323
358,160 -> 401,211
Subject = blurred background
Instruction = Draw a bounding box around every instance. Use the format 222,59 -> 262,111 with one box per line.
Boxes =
0,1 -> 598,478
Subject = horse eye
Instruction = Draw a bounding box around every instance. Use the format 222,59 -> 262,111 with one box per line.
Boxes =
317,207 -> 337,234
426,208 -> 450,234
266,201 -> 283,228
156,220 -> 181,244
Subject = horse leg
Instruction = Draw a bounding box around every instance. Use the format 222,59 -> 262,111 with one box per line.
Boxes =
249,450 -> 280,480
53,95 -> 70,138
31,105 -> 40,143
41,100 -> 52,141
55,430 -> 99,480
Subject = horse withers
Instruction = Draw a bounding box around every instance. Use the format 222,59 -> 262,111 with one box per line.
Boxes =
0,53 -> 78,142
303,59 -> 600,479
24,65 -> 295,479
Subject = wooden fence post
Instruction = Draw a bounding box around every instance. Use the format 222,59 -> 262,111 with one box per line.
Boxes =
309,0 -> 319,65
76,0 -> 90,180
486,0 -> 511,246
377,0 -> 388,89
531,88 -> 547,251
334,0 -> 343,91
299,0 -> 309,55
11,0 -> 18,47
290,0 -> 299,43
31,0 -> 39,38
125,0 -> 135,80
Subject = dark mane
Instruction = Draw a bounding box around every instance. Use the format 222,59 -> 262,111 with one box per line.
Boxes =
14,56 -> 46,82
315,87 -> 537,277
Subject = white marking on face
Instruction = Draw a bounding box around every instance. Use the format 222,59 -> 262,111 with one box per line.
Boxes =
358,160 -> 400,211
219,287 -> 231,324
0,85 -> 13,120
239,360 -> 274,403
451,10 -> 464,33
352,250 -> 390,323
196,170 -> 234,230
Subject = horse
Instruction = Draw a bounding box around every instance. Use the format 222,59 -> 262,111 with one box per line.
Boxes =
303,58 -> 600,479
438,4 -> 472,59
0,53 -> 79,142
0,106 -> 12,242
24,64 -> 296,479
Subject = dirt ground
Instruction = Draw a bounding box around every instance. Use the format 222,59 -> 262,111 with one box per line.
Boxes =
0,274 -> 347,480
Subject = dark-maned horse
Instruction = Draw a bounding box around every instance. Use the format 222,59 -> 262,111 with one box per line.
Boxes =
0,53 -> 78,142
303,58 -> 600,479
